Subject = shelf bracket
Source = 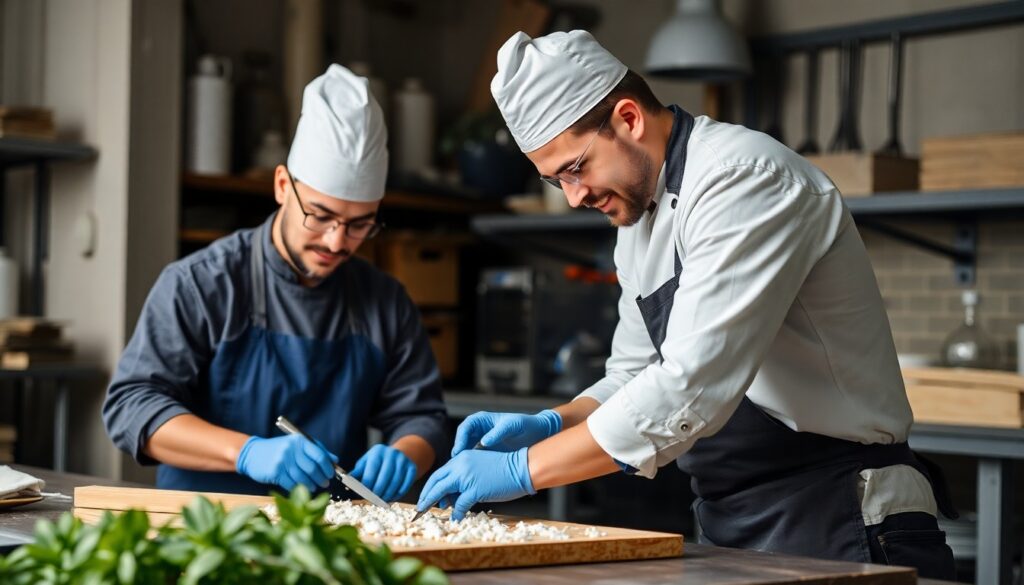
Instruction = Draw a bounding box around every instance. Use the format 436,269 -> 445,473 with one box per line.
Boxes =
857,219 -> 976,285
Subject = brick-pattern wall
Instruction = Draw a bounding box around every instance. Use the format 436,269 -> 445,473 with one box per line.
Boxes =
860,218 -> 1024,371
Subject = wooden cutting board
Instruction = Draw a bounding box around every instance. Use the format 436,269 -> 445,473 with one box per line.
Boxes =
74,486 -> 683,571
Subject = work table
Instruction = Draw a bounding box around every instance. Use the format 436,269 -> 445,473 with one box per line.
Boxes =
1,466 -> 946,584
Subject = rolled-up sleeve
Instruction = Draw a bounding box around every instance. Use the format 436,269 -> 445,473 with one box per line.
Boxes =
102,265 -> 213,464
371,287 -> 449,462
587,166 -> 845,478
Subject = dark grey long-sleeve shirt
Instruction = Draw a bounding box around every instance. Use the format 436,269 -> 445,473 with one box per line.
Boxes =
103,214 -> 449,468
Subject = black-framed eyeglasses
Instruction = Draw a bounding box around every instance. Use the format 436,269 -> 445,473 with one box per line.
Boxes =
539,117 -> 608,190
287,170 -> 384,240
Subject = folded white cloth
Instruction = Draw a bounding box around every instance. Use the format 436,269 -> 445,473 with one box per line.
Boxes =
0,465 -> 45,500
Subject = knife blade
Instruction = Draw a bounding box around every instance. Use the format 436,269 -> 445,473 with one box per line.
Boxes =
410,507 -> 430,523
274,416 -> 390,510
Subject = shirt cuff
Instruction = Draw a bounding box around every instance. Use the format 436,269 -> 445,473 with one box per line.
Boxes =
137,404 -> 192,465
587,387 -> 708,478
576,376 -> 622,404
613,458 -> 638,475
385,415 -> 449,467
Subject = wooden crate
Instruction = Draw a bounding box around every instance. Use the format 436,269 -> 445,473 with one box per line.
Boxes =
73,486 -> 683,572
806,153 -> 921,196
377,233 -> 462,307
902,367 -> 1024,428
921,132 -> 1024,191
0,424 -> 14,463
422,312 -> 458,379
806,153 -> 919,197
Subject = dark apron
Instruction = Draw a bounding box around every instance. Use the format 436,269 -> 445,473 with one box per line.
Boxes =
638,106 -> 955,562
156,221 -> 386,494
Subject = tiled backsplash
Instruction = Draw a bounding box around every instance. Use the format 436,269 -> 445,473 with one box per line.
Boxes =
860,218 -> 1024,371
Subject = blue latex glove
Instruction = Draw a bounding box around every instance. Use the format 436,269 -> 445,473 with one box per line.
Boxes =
349,444 -> 418,503
451,410 -> 562,457
416,447 -> 534,521
235,435 -> 337,492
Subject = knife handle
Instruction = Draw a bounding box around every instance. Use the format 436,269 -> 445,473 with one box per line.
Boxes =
275,416 -> 344,475
275,416 -> 307,440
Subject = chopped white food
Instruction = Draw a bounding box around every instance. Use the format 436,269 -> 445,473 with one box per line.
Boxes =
261,500 -> 611,546
583,526 -> 607,538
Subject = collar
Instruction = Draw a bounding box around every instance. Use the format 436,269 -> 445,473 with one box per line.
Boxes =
664,104 -> 695,195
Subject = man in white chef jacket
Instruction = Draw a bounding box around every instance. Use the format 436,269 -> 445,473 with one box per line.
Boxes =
418,31 -> 957,578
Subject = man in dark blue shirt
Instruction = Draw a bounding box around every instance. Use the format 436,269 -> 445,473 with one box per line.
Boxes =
103,65 -> 447,500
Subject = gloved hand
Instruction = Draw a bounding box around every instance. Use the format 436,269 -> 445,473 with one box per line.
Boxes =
349,444 -> 418,503
416,447 -> 534,521
235,435 -> 337,492
451,410 -> 562,457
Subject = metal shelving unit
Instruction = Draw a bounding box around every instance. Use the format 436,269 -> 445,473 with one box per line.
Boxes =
0,136 -> 98,315
0,137 -> 102,473
471,187 -> 1024,283
472,188 -> 1024,236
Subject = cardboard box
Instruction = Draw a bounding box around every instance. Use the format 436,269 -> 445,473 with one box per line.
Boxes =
378,233 -> 461,307
921,132 -> 1024,191
806,153 -> 919,197
422,312 -> 458,379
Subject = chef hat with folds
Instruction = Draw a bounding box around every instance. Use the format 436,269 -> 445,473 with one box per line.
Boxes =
491,30 -> 628,153
287,64 -> 388,201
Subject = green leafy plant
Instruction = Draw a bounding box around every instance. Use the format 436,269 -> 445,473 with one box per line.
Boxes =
0,487 -> 448,585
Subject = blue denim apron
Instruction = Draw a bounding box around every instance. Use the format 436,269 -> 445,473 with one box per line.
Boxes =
638,107 -> 956,567
156,221 -> 386,494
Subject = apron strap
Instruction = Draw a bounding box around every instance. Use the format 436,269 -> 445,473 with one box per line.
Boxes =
249,221 -> 269,329
340,257 -> 365,336
664,105 -> 694,279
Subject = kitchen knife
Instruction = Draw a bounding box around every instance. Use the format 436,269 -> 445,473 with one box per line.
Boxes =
274,416 -> 390,510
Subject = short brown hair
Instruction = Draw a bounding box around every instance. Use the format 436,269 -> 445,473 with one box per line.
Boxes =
568,70 -> 665,136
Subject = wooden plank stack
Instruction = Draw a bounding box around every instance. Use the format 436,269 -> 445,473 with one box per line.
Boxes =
921,131 -> 1024,191
0,318 -> 73,369
74,486 -> 684,571
0,106 -> 56,140
902,367 -> 1024,428
0,424 -> 15,463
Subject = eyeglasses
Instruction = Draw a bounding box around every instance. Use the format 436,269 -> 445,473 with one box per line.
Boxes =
539,118 -> 608,190
287,171 -> 383,240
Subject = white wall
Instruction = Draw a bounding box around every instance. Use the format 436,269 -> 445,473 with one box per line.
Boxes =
44,0 -> 134,480
122,0 -> 182,482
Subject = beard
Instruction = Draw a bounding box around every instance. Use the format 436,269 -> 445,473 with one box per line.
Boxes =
280,208 -> 351,282
581,141 -> 656,227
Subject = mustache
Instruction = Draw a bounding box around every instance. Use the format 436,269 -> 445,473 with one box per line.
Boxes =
306,245 -> 351,259
581,191 -> 614,208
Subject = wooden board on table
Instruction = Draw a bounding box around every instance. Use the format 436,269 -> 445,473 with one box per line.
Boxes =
74,486 -> 683,571
75,485 -> 271,513
902,367 -> 1024,428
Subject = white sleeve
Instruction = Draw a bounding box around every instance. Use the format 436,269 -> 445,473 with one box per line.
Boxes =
586,165 -> 845,478
576,253 -> 659,404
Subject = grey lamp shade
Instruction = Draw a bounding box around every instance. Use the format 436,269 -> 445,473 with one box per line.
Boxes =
646,0 -> 751,81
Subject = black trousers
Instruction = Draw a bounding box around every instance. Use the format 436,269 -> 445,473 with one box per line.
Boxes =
866,511 -> 956,580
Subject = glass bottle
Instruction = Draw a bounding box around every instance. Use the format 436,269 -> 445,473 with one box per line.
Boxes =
941,290 -> 1001,369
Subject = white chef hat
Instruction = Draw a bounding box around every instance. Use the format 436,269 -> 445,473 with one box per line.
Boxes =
287,64 -> 388,201
491,30 -> 628,153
